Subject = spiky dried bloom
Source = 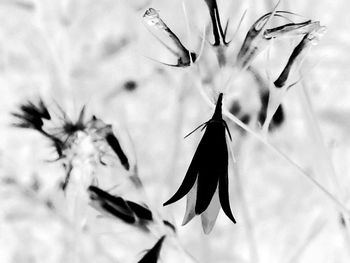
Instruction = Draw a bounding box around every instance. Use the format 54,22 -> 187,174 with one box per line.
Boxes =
143,8 -> 196,67
164,93 -> 236,234
12,99 -> 130,191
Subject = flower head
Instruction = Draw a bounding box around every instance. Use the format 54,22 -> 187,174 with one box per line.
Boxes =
12,99 -> 131,192
163,93 -> 236,233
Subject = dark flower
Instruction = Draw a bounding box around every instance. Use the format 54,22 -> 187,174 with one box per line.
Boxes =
138,236 -> 166,263
143,8 -> 196,67
164,93 -> 236,233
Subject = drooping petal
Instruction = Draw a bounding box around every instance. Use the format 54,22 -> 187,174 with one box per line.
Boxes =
163,146 -> 201,206
218,170 -> 236,224
201,188 -> 221,234
195,121 -> 227,214
182,179 -> 198,226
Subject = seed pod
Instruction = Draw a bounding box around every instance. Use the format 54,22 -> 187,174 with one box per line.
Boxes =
143,8 -> 196,67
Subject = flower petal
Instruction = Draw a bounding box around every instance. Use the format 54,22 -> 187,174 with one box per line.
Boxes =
163,147 -> 200,206
182,179 -> 197,225
218,171 -> 236,224
195,122 -> 227,214
201,188 -> 220,234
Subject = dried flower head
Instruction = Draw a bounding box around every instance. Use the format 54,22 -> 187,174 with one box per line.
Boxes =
12,99 -> 130,191
143,8 -> 196,67
164,93 -> 236,234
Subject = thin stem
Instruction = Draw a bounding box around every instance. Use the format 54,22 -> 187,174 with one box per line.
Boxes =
298,79 -> 350,246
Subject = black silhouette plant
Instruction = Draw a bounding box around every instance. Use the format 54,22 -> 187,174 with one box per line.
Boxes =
164,93 -> 236,234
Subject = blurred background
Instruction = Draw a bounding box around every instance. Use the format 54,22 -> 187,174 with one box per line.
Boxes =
0,0 -> 350,262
